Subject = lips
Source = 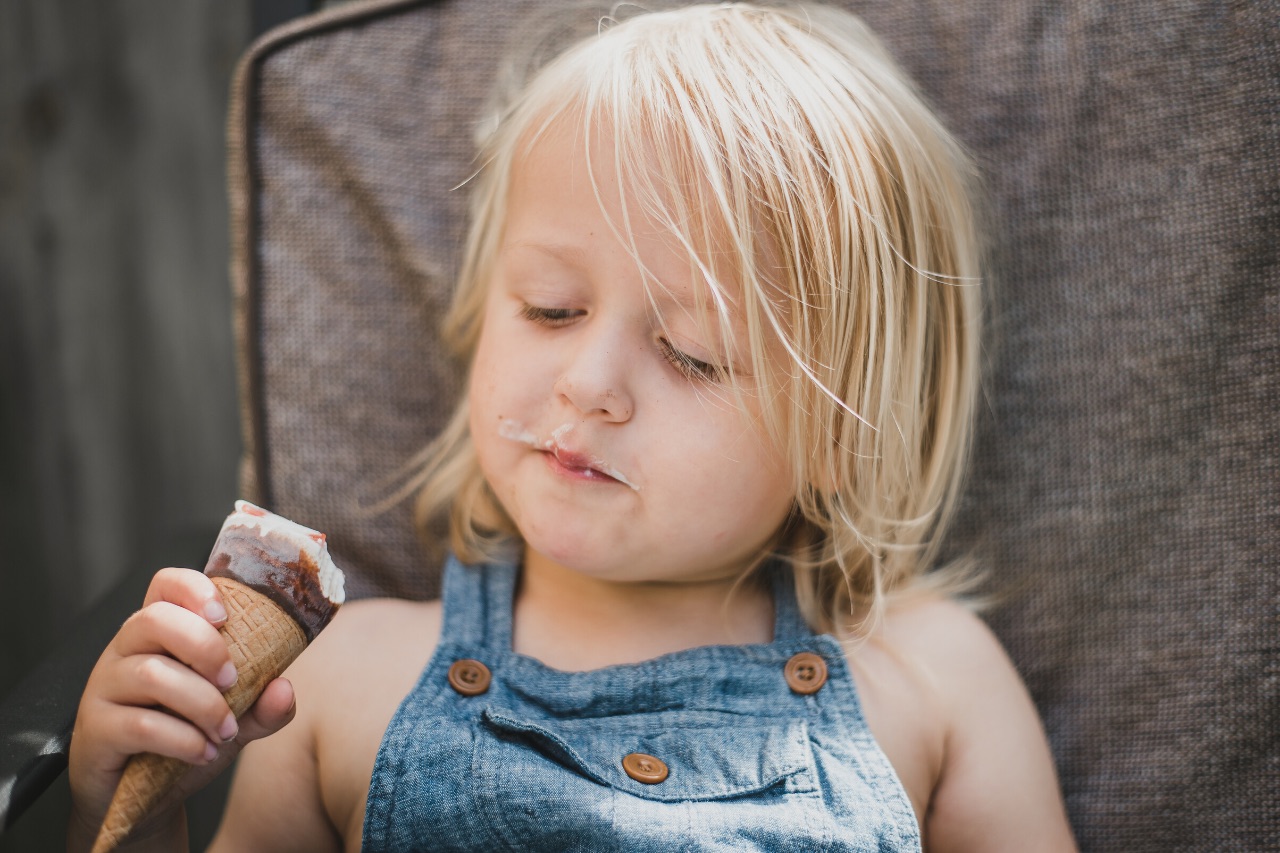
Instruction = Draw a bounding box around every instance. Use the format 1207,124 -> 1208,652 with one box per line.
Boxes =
545,445 -> 623,485
550,446 -> 597,472
499,417 -> 640,491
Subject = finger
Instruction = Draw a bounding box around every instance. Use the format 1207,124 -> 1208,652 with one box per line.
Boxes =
109,654 -> 239,747
113,603 -> 237,691
87,700 -> 220,767
143,566 -> 227,627
234,678 -> 297,744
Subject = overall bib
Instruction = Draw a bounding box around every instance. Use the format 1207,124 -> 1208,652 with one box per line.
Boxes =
362,557 -> 921,852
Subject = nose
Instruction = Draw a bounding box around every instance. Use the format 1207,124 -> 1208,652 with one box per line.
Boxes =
553,326 -> 634,422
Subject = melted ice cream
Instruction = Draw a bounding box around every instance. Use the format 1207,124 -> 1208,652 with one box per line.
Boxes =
498,418 -> 640,491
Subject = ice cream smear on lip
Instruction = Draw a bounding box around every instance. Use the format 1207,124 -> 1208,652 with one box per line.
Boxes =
499,418 -> 640,491
204,500 -> 346,640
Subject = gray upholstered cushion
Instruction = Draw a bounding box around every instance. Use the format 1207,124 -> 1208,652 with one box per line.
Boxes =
228,0 -> 1279,847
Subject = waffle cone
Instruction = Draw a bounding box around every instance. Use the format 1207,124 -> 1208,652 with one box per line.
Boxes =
91,577 -> 308,853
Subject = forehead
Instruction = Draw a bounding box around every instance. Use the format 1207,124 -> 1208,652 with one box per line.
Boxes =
496,116 -> 742,308
502,115 -> 752,315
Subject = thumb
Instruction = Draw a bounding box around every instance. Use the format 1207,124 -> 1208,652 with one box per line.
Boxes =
236,677 -> 297,743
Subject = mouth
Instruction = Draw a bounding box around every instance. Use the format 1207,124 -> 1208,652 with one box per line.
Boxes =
546,446 -> 643,491
499,418 -> 640,491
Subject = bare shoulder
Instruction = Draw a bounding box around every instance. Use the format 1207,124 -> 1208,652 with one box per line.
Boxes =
856,594 -> 1077,853
874,595 -> 1014,692
214,596 -> 443,853
840,596 -> 996,828
300,596 -> 444,679
305,597 -> 443,849
288,596 -> 444,736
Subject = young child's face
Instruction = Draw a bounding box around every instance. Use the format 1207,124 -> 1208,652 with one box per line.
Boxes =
468,117 -> 795,586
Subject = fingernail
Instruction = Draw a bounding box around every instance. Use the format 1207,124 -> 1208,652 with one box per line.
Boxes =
205,599 -> 228,624
218,713 -> 238,742
216,662 -> 238,690
204,741 -> 218,762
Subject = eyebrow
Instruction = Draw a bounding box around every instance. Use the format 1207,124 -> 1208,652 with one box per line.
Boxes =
501,241 -> 590,270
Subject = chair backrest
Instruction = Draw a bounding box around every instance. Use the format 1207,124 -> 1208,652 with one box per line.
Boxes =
228,0 -> 1279,848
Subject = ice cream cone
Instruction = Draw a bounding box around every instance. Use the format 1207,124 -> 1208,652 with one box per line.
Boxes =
89,501 -> 344,852
207,577 -> 308,717
88,752 -> 188,853
91,578 -> 308,853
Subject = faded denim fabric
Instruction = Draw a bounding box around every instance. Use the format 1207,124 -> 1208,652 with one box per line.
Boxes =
362,557 -> 921,852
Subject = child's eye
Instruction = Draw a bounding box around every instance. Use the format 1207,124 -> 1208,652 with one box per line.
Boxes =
660,339 -> 722,382
519,304 -> 581,326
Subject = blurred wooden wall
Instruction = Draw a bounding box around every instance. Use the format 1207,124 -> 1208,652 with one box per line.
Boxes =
0,1 -> 253,704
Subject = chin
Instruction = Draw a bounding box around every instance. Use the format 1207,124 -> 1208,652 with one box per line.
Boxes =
531,539 -> 607,571
524,535 -> 633,579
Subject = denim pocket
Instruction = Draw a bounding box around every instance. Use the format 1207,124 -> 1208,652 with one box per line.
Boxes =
479,708 -> 816,803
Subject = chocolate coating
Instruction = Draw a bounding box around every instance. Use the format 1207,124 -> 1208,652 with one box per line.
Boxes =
204,527 -> 340,641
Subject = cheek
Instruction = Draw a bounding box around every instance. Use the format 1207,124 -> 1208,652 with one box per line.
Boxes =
470,307 -> 554,401
468,331 -> 513,472
469,319 -> 523,417
467,363 -> 496,447
657,416 -> 793,522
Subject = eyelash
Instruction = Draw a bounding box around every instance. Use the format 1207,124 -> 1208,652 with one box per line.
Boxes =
519,304 -> 579,326
660,340 -> 722,382
519,303 -> 722,382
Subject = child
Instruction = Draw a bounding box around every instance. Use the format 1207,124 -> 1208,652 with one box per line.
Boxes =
68,3 -> 1077,850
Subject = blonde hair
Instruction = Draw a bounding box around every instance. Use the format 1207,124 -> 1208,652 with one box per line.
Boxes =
408,2 -> 985,637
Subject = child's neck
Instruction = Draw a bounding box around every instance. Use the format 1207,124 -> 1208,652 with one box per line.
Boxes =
511,549 -> 776,672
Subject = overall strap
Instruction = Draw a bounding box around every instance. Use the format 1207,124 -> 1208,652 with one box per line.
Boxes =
769,561 -> 813,643
439,555 -> 516,656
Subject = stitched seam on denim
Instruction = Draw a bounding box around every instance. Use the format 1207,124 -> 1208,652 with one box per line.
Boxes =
474,710 -> 531,853
481,558 -> 516,657
815,635 -> 922,851
440,556 -> 485,648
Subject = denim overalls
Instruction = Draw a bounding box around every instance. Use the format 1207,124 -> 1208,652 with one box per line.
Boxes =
362,557 -> 921,852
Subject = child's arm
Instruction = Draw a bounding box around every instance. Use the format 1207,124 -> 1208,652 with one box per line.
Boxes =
203,657 -> 341,853
67,567 -> 298,853
206,596 -> 442,852
906,601 -> 1078,852
203,601 -> 349,853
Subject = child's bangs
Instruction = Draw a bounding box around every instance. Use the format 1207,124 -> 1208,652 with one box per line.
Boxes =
511,6 -> 879,443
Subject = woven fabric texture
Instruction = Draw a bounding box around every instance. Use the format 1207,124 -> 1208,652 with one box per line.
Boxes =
228,0 -> 1279,848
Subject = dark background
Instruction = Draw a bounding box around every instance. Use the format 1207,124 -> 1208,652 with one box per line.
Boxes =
0,1 -> 332,848
1,2 -> 247,691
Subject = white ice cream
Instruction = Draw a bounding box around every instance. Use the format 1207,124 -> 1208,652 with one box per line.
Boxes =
498,419 -> 640,491
228,500 -> 347,605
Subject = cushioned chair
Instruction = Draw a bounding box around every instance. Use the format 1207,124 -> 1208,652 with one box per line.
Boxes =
3,0 -> 1276,849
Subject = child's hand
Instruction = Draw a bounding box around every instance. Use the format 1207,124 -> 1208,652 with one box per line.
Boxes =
67,567 -> 297,850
